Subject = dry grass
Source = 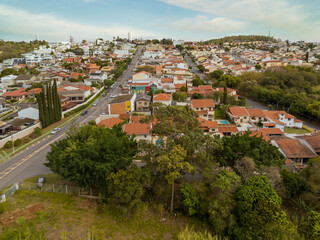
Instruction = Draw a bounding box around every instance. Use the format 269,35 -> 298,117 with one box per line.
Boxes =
0,190 -> 210,239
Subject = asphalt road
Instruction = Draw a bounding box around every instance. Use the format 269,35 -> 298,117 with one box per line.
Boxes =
182,51 -> 205,80
0,46 -> 144,190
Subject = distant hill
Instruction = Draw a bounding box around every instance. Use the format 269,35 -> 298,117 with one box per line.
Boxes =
0,40 -> 48,63
203,35 -> 277,45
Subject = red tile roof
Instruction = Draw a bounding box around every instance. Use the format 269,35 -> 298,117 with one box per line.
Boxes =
259,128 -> 284,135
3,88 -> 27,97
69,72 -> 85,79
153,93 -> 171,101
274,137 -> 317,159
130,116 -> 146,123
161,78 -> 173,83
229,106 -> 249,116
247,108 -> 265,118
98,118 -> 124,128
218,127 -> 239,134
191,99 -> 215,109
124,123 -> 151,135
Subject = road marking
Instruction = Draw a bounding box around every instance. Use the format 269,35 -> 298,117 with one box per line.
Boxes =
0,133 -> 66,181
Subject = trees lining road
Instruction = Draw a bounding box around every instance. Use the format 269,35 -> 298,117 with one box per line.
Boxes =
0,46 -> 144,190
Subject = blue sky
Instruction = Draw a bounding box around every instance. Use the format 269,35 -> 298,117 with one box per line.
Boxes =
0,0 -> 319,42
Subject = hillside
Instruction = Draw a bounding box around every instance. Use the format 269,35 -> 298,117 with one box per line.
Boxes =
0,190 -> 210,239
204,35 -> 277,45
0,40 -> 48,62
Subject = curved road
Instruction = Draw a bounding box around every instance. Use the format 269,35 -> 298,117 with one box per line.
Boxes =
0,46 -> 144,190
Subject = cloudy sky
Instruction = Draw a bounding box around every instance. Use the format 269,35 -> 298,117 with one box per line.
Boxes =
0,0 -> 319,42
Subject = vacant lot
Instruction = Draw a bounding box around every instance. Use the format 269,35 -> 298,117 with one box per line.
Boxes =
0,190 -> 209,239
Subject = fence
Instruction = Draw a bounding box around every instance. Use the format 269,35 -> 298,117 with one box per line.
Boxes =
62,87 -> 105,118
0,123 -> 41,149
0,183 -> 19,203
18,182 -> 100,198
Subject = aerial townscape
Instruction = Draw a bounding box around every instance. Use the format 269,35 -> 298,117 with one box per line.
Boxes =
0,0 -> 320,239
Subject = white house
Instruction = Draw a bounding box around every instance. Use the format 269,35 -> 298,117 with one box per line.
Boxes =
1,75 -> 17,86
18,107 -> 39,120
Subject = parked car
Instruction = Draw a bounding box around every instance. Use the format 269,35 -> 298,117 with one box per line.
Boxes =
110,95 -> 117,98
93,100 -> 99,106
81,110 -> 88,116
51,128 -> 60,135
37,177 -> 46,188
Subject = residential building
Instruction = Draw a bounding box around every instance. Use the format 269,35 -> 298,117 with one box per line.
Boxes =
153,93 -> 172,106
124,123 -> 152,142
228,107 -> 249,124
135,94 -> 151,112
108,94 -> 137,114
191,99 -> 215,121
18,107 -> 39,120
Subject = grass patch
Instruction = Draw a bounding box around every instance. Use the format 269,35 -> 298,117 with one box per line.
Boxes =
214,108 -> 226,119
0,190 -> 210,239
284,127 -> 311,134
23,174 -> 64,185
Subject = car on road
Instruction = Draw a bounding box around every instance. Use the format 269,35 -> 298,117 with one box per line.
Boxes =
81,110 -> 88,116
93,100 -> 99,106
51,128 -> 60,135
37,177 -> 46,188
110,95 -> 117,98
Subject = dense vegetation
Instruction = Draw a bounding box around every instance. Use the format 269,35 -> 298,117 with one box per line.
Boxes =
0,39 -> 48,62
203,35 -> 277,45
239,66 -> 320,121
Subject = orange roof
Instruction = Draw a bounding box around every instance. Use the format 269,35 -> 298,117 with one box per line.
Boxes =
200,120 -> 218,129
263,122 -> 276,127
133,71 -> 151,76
259,128 -> 284,135
191,99 -> 215,109
69,72 -> 85,79
124,123 -> 151,135
249,130 -> 269,142
161,78 -> 173,83
3,88 -> 27,97
98,118 -> 124,128
174,84 -> 185,91
27,88 -> 42,94
218,127 -> 239,134
229,106 -> 249,116
153,93 -> 171,101
247,108 -> 265,118
155,65 -> 163,72
274,137 -> 317,159
264,111 -> 296,120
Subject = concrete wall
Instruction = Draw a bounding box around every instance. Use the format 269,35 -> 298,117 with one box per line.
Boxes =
0,123 -> 41,148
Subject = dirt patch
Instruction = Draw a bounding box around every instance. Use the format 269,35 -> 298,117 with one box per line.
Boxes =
1,203 -> 44,225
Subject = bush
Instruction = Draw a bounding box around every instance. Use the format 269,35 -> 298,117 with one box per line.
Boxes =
14,139 -> 22,147
4,141 -> 12,149
33,127 -> 42,137
178,183 -> 200,216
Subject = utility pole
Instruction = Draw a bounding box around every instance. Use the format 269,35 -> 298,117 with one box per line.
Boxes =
11,135 -> 15,155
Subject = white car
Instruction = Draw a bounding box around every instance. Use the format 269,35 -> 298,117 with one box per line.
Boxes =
51,128 -> 60,135
110,95 -> 117,98
93,100 -> 99,106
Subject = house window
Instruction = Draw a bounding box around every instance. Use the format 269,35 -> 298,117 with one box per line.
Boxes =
144,135 -> 147,138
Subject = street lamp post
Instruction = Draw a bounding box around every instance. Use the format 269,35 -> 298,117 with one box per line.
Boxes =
11,135 -> 15,155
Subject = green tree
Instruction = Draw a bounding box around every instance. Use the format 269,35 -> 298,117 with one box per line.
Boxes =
157,146 -> 193,213
205,170 -> 241,237
301,157 -> 320,195
45,125 -> 137,191
255,64 -> 262,70
300,210 -> 320,240
280,168 -> 308,198
209,70 -> 224,80
192,76 -> 203,87
106,164 -> 147,211
233,176 -> 299,240
214,132 -> 283,167
172,92 -> 187,102
197,64 -> 206,73
178,183 -> 200,216
223,86 -> 228,104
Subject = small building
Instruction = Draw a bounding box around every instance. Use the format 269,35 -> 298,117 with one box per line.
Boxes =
228,106 -> 249,124
124,123 -> 152,142
2,88 -> 28,101
108,94 -> 136,114
18,107 -> 39,120
98,118 -> 124,128
153,93 -> 172,106
135,94 -> 151,112
191,99 -> 215,121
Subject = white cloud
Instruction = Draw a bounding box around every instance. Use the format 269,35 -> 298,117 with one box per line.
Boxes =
170,16 -> 247,33
159,0 -> 320,40
0,4 -> 157,41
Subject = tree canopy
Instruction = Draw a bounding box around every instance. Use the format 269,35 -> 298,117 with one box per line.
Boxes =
45,125 -> 137,190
